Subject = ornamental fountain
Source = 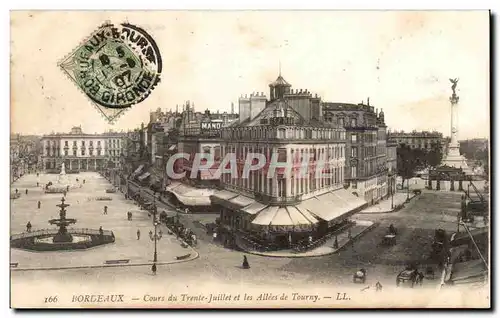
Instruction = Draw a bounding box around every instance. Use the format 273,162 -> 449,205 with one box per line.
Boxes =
45,162 -> 81,193
10,197 -> 115,251
48,197 -> 77,243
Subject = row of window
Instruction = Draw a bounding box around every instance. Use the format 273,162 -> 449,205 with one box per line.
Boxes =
222,128 -> 347,141
64,149 -> 102,156
348,146 -> 379,159
222,145 -> 346,163
323,117 -> 358,127
222,166 -> 344,197
55,140 -> 122,148
349,131 -> 379,144
107,139 -> 121,147
108,150 -> 122,157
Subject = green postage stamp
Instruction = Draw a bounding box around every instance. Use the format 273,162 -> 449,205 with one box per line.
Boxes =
59,22 -> 162,123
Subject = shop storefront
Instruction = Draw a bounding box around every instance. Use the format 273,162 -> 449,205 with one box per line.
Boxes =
211,188 -> 367,250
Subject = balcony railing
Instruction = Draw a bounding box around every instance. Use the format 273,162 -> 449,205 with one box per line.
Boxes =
253,193 -> 303,206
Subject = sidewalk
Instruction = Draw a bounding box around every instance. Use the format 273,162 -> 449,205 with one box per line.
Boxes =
10,173 -> 199,271
235,220 -> 377,258
358,192 -> 416,214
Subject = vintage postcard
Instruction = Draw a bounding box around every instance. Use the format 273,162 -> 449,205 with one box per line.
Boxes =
10,11 -> 490,308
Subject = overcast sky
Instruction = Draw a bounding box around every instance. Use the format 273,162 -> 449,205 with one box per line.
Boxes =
10,11 -> 489,139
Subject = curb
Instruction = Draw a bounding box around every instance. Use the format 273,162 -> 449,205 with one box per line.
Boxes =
11,250 -> 200,272
239,222 -> 378,258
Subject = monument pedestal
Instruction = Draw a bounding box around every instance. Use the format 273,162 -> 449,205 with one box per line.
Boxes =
442,147 -> 471,174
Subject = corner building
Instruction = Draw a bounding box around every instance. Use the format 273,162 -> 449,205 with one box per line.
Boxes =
323,102 -> 389,205
211,74 -> 367,250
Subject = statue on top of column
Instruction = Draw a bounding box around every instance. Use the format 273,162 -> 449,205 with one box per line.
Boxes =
449,78 -> 459,96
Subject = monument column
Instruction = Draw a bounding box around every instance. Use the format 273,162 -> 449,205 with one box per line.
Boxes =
448,82 -> 460,158
441,78 -> 470,173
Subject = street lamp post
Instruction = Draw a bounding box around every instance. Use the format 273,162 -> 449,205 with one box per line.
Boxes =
391,176 -> 394,210
149,205 -> 163,263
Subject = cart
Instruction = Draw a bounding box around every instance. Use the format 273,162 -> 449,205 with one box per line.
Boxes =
353,269 -> 367,284
382,234 -> 396,245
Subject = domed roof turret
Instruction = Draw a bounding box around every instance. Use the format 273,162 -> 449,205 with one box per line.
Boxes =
269,75 -> 291,87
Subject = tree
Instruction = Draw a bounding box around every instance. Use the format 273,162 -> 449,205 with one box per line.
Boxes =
397,144 -> 418,199
412,148 -> 427,169
427,141 -> 444,168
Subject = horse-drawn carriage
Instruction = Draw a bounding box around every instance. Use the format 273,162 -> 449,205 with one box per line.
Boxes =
353,269 -> 367,284
382,234 -> 397,245
396,265 -> 424,288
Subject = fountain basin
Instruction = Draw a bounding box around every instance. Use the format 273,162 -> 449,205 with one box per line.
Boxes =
35,234 -> 91,244
10,228 -> 115,251
45,184 -> 82,193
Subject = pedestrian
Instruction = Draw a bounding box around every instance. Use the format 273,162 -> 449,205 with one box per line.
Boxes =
151,263 -> 157,275
67,185 -> 70,192
36,182 -> 39,187
83,179 -> 86,184
15,189 -> 18,194
242,255 -> 250,269
418,272 -> 424,286
63,190 -> 67,197
137,229 -> 141,240
36,173 -> 39,177
37,200 -> 41,209
103,205 -> 108,215
26,221 -> 32,233
25,189 -> 28,195
99,226 -> 104,236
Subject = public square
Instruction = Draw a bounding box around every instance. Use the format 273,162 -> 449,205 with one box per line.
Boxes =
10,171 -> 482,307
10,172 -> 197,270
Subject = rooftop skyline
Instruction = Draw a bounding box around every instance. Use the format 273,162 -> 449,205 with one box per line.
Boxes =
11,11 -> 489,139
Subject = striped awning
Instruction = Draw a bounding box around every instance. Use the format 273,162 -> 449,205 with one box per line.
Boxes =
251,206 -> 279,226
240,201 -> 267,215
228,195 -> 254,208
252,205 -> 318,232
211,190 -> 239,201
331,188 -> 367,211
296,189 -> 367,225
166,183 -> 214,206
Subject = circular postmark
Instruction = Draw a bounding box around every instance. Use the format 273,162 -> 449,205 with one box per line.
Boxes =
68,23 -> 162,109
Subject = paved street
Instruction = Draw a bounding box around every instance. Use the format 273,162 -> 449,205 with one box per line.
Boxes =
10,173 -> 197,270
11,173 -> 484,307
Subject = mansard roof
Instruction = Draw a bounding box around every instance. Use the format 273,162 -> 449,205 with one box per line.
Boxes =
231,99 -> 341,129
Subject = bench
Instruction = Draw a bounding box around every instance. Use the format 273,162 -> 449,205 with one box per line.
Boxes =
104,259 -> 130,265
175,253 -> 191,260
